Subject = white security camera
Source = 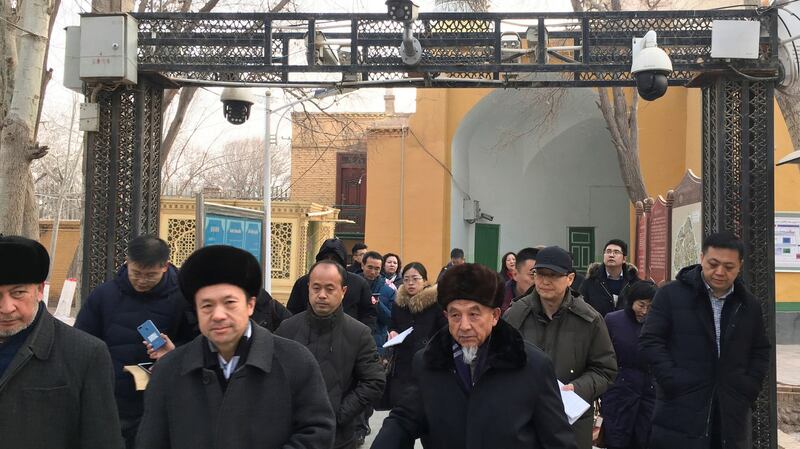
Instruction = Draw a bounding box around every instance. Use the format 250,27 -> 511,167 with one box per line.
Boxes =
479,212 -> 494,222
631,30 -> 673,101
220,87 -> 256,125
386,0 -> 419,22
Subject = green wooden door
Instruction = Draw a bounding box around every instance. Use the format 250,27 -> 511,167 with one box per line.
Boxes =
475,223 -> 500,270
568,227 -> 595,273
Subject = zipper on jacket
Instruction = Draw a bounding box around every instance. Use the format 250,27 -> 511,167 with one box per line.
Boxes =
703,385 -> 717,439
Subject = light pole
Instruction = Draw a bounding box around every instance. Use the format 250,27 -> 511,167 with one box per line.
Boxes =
262,87 -> 346,291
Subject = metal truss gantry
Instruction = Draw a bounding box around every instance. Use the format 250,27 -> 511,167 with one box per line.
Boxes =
83,9 -> 780,448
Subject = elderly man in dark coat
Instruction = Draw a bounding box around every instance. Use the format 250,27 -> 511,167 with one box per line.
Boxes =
372,263 -> 577,449
136,245 -> 335,449
0,235 -> 124,449
640,232 -> 770,449
276,260 -> 386,449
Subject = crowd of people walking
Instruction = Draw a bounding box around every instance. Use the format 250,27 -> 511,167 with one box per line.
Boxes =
0,230 -> 770,449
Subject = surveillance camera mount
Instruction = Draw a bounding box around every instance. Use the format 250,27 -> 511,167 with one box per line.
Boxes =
400,20 -> 422,65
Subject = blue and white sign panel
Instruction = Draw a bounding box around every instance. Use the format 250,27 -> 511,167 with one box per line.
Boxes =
204,213 -> 263,264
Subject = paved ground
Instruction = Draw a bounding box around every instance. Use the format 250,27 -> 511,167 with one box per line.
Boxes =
778,345 -> 800,386
363,410 -> 423,448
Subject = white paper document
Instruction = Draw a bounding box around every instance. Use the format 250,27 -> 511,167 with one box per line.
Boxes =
558,380 -> 591,425
383,327 -> 414,348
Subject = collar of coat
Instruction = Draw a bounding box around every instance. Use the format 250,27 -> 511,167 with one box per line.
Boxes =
180,320 -> 274,376
586,262 -> 638,281
0,303 -> 55,391
676,264 -> 750,305
515,289 -> 598,324
395,284 -> 438,314
423,319 -> 527,372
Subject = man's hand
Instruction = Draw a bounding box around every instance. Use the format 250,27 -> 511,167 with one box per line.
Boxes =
388,331 -> 399,340
144,334 -> 175,360
560,384 -> 575,392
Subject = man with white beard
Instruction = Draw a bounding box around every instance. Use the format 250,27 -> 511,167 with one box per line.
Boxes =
371,263 -> 576,449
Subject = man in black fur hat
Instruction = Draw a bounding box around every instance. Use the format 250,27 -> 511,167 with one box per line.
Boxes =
371,263 -> 577,449
0,235 -> 124,449
136,245 -> 335,449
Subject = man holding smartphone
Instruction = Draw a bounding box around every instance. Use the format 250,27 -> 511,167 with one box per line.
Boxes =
136,245 -> 335,449
75,235 -> 189,448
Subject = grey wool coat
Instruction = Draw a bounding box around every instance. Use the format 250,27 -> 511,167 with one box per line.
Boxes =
136,321 -> 336,449
0,305 -> 125,449
504,289 -> 618,449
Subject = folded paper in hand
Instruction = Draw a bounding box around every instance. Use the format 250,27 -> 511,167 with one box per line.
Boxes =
558,380 -> 591,425
124,365 -> 152,391
383,327 -> 414,348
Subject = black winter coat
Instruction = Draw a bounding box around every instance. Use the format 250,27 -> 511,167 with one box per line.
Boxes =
386,284 -> 447,407
74,264 -> 189,420
371,320 -> 578,449
275,308 -> 386,449
639,265 -> 770,449
580,263 -> 639,317
601,308 -> 655,448
136,322 -> 336,449
287,272 -> 377,331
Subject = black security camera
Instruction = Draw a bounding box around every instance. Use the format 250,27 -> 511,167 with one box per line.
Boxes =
386,0 -> 419,22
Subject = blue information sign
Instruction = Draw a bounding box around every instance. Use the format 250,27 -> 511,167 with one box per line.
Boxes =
204,213 -> 262,264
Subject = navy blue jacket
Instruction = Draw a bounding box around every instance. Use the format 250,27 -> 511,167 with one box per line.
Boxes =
601,308 -> 655,448
639,265 -> 770,449
367,275 -> 395,355
75,264 -> 189,420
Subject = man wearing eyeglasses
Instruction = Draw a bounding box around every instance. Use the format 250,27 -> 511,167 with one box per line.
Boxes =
580,239 -> 640,317
75,235 -> 189,449
504,246 -> 617,449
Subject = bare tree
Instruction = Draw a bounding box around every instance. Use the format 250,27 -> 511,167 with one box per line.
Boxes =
161,136 -> 291,198
0,0 -> 54,238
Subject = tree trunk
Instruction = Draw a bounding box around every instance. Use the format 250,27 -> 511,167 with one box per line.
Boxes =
0,0 -> 17,123
0,0 -> 51,238
777,85 -> 800,154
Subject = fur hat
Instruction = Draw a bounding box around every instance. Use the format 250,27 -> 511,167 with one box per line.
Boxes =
0,235 -> 49,285
437,263 -> 503,310
179,245 -> 261,306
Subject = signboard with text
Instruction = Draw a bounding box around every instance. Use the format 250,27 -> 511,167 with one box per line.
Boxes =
197,200 -> 264,265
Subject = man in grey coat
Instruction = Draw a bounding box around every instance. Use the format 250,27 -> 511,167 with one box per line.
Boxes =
504,246 -> 617,449
136,245 -> 335,449
0,235 -> 124,449
276,260 -> 386,449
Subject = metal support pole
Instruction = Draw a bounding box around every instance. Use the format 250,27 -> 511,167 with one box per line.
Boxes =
701,77 -> 777,449
263,90 -> 273,293
82,78 -> 164,300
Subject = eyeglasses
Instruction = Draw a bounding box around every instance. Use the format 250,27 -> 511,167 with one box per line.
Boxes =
533,270 -> 569,280
403,276 -> 424,283
604,249 -> 624,256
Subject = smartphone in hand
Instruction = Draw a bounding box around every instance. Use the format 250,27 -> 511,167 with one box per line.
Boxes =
137,320 -> 166,351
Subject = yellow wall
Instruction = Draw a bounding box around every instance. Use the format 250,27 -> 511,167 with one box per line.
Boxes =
365,88 -> 489,275
640,87 -> 800,305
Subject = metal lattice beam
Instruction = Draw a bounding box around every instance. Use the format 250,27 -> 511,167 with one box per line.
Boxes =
125,9 -> 779,87
81,78 -> 164,300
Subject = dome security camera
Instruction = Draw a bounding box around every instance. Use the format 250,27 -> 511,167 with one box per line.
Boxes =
220,87 -> 256,125
631,30 -> 673,101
